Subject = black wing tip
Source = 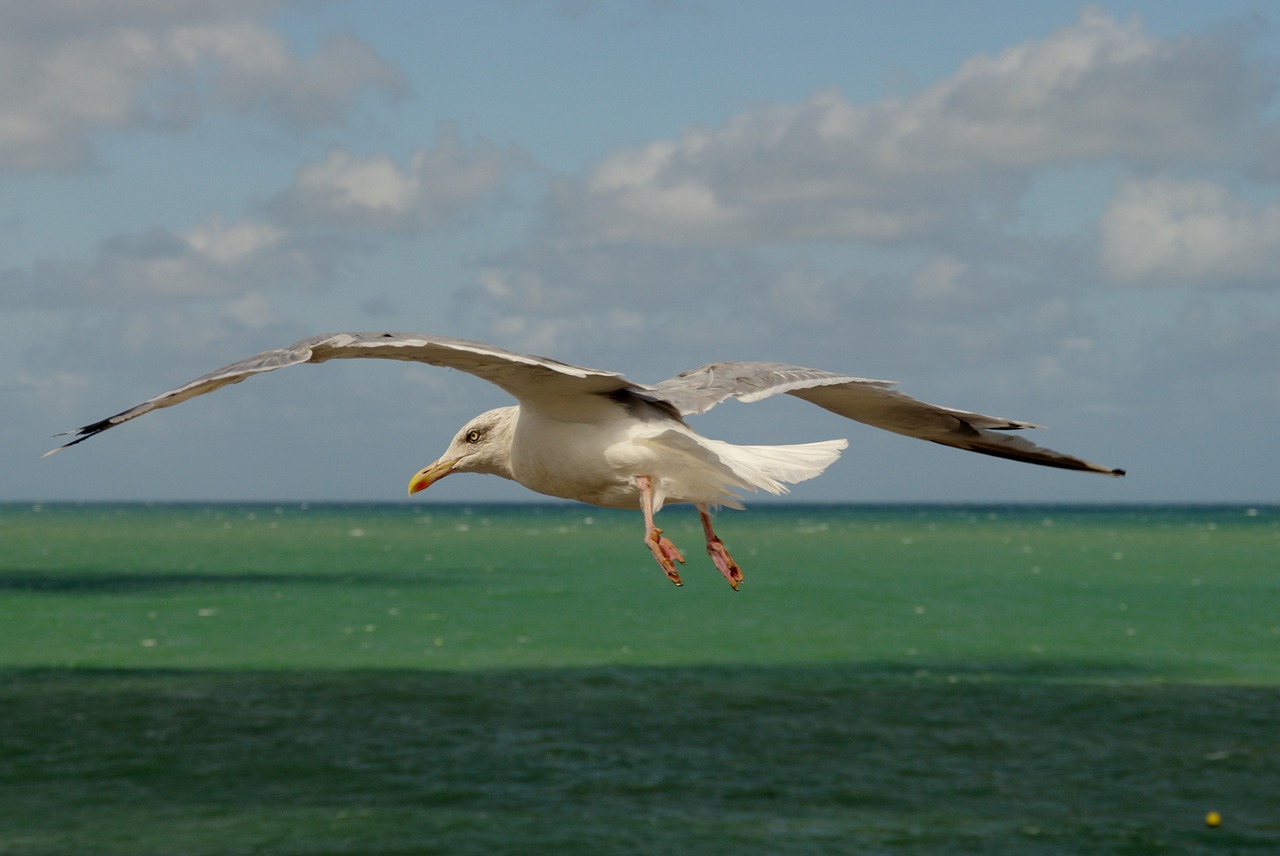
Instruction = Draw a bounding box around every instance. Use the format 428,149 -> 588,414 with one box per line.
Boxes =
1109,467 -> 1127,478
43,420 -> 116,457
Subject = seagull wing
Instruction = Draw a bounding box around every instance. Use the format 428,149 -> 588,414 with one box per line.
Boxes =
651,361 -> 1124,476
47,332 -> 635,454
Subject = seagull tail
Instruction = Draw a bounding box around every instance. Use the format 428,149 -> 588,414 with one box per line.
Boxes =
716,438 -> 848,496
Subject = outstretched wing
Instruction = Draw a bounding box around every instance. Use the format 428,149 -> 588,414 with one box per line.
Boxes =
651,361 -> 1124,476
46,332 -> 635,454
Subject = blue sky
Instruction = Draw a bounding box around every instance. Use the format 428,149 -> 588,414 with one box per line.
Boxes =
5,1 -> 1279,504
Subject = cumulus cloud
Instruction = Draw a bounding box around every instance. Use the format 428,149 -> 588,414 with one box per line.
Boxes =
1,215 -> 337,308
547,7 -> 1269,246
461,237 -> 1101,394
3,128 -> 524,314
1099,177 -> 1280,286
24,301 -> 311,392
464,242 -> 758,359
0,0 -> 408,171
268,127 -> 528,232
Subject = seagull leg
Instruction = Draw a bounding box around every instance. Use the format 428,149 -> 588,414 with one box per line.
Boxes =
636,475 -> 685,586
698,504 -> 743,590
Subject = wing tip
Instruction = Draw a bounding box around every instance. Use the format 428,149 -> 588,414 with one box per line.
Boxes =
42,420 -> 114,457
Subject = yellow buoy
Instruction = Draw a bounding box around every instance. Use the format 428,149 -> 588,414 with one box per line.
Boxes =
1205,811 -> 1222,828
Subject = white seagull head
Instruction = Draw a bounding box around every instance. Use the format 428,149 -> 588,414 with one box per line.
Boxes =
408,406 -> 517,494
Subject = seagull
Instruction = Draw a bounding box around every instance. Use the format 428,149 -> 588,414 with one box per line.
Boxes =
47,332 -> 1124,589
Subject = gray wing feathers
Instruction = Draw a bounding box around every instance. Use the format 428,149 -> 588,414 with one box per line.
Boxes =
790,384 -> 1123,475
652,361 -> 1124,477
47,332 -> 632,454
650,362 -> 887,415
44,340 -> 317,455
305,333 -> 625,383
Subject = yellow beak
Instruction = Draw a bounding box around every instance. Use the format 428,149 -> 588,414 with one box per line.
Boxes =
407,459 -> 456,495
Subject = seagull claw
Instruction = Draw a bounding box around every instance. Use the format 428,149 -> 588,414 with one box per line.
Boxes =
646,527 -> 686,586
705,536 -> 742,591
697,505 -> 742,590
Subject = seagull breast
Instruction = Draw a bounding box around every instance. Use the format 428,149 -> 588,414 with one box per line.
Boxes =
508,393 -> 676,509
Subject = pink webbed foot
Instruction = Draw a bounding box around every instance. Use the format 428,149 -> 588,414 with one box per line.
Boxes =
699,505 -> 743,590
705,536 -> 742,591
646,527 -> 686,586
635,475 -> 685,586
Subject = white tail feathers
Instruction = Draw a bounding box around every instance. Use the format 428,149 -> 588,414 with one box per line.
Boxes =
708,438 -> 848,497
642,429 -> 848,511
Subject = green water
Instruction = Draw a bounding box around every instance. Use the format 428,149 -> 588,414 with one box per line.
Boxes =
1,503 -> 1277,853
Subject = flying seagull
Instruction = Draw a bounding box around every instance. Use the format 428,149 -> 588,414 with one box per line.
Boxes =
47,332 -> 1124,589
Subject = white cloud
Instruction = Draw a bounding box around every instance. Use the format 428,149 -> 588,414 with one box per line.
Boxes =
182,218 -> 285,266
105,216 -> 327,301
1,215 -> 336,308
1099,177 -> 1280,286
460,239 -> 1104,400
548,8 -> 1267,246
21,305 -> 320,421
908,256 -> 969,301
268,127 -> 526,232
0,0 -> 407,171
222,291 -> 276,328
2,125 -> 521,314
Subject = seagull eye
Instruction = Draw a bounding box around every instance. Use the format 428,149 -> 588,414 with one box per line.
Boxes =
465,430 -> 482,444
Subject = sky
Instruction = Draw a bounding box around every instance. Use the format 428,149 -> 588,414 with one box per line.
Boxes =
5,1 -> 1279,505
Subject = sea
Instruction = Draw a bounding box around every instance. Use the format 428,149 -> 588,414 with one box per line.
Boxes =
2,501 -> 1278,853
2,500 -> 1275,675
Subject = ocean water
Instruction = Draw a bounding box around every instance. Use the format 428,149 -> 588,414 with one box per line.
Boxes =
2,501 -> 1276,677
2,502 -> 1277,854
